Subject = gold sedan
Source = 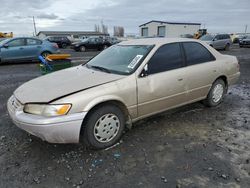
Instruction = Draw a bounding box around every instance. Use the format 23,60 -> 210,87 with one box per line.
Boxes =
7,38 -> 240,149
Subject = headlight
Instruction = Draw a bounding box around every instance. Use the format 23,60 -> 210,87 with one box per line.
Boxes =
24,104 -> 72,117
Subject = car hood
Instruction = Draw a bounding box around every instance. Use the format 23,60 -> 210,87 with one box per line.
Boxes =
14,66 -> 125,104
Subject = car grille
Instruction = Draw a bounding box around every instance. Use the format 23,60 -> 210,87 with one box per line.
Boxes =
9,95 -> 22,112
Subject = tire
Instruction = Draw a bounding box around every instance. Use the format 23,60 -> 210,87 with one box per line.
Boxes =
61,43 -> 67,49
82,105 -> 125,149
80,46 -> 86,52
203,79 -> 226,107
41,51 -> 51,58
103,45 -> 108,50
225,43 -> 230,51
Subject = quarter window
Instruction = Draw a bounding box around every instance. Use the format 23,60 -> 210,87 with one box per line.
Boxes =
182,42 -> 215,66
148,43 -> 183,74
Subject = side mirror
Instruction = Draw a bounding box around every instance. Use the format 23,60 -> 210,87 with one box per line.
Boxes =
213,38 -> 217,41
140,64 -> 148,77
3,44 -> 9,48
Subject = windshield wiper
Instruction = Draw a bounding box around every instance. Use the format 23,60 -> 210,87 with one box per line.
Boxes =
88,65 -> 111,73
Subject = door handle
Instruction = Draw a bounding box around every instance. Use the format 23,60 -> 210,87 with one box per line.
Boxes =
19,47 -> 24,50
178,78 -> 183,81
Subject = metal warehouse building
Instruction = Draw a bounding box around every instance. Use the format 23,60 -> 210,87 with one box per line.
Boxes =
139,20 -> 201,38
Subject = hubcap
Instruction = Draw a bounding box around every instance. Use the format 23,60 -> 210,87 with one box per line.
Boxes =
212,84 -> 224,103
94,114 -> 120,143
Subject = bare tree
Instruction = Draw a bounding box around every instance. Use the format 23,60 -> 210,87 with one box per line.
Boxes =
114,26 -> 124,37
94,24 -> 100,32
94,22 -> 108,34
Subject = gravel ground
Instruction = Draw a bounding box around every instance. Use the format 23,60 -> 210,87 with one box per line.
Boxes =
0,46 -> 249,188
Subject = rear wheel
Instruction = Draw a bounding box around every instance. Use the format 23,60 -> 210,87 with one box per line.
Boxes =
81,105 -> 125,149
61,43 -> 67,49
103,45 -> 108,50
204,79 -> 226,107
80,46 -> 86,52
41,51 -> 51,58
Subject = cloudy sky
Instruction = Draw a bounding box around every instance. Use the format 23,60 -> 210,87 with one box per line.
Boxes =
0,0 -> 249,36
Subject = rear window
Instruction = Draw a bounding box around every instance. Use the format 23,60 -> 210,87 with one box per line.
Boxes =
183,42 -> 215,66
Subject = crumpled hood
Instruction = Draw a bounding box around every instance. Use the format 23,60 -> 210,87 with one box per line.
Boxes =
14,66 -> 124,104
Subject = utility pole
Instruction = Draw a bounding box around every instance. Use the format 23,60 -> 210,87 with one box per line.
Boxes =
33,16 -> 37,36
245,25 -> 248,34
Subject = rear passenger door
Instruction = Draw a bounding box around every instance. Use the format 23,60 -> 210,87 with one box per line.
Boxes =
182,42 -> 218,102
25,38 -> 43,59
137,43 -> 188,117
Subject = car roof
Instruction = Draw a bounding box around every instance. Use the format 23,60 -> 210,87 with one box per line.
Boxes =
119,37 -> 200,46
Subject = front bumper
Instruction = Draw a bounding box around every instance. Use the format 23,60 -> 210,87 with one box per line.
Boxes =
7,96 -> 86,143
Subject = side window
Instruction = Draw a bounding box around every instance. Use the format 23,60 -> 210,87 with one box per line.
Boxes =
214,35 -> 220,40
148,43 -> 183,74
27,39 -> 42,45
7,39 -> 25,47
183,42 -> 215,66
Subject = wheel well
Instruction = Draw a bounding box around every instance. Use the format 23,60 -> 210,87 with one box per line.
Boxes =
80,100 -> 130,135
216,75 -> 228,89
41,51 -> 51,55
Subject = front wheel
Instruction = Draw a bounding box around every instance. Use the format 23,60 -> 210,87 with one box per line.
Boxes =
203,79 -> 226,107
225,43 -> 230,51
81,105 -> 125,149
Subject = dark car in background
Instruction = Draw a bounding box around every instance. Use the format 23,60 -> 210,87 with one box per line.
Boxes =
239,35 -> 250,48
45,36 -> 71,49
72,37 -> 111,52
0,37 -> 60,63
108,37 -> 121,45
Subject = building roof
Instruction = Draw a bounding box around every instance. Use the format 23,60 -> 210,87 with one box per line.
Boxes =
37,31 -> 108,36
139,20 -> 201,27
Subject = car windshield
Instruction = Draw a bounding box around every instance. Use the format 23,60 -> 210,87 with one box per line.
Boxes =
86,45 -> 153,75
246,35 -> 250,39
200,35 -> 214,41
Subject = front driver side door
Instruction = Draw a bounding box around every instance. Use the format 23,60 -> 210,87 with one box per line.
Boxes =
137,43 -> 188,118
1,38 -> 26,62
